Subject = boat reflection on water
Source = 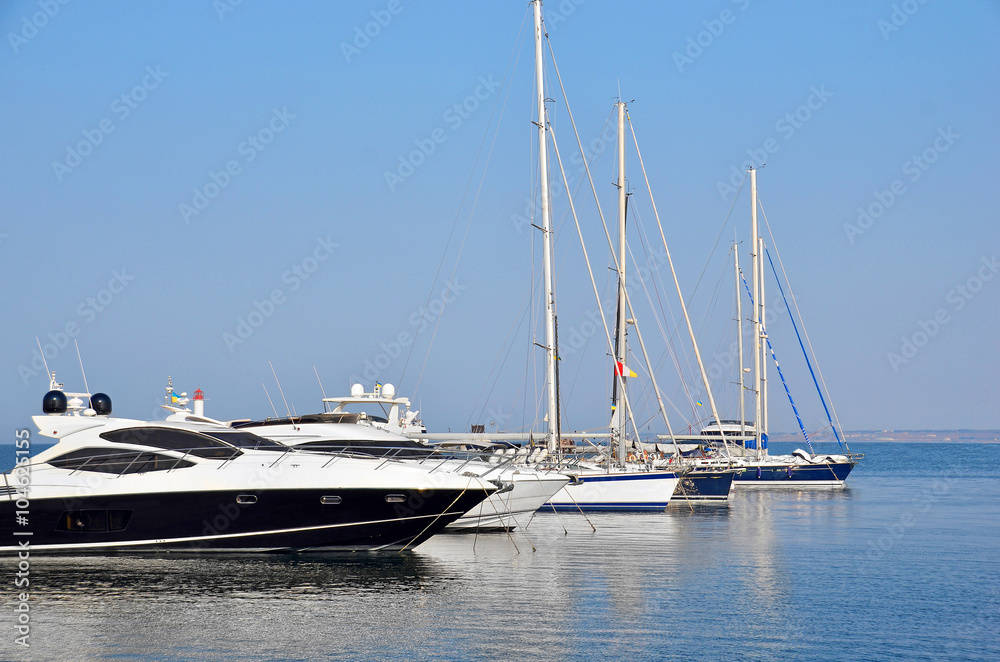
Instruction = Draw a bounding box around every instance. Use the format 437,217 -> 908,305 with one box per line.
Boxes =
3,552 -> 464,661
18,553 -> 451,601
5,467 -> 986,662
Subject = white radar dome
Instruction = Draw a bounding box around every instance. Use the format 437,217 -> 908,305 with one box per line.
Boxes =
382,383 -> 396,398
351,383 -> 364,397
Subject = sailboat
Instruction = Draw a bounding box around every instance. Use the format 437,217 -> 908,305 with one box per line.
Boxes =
595,100 -> 735,504
721,167 -> 860,486
517,16 -> 678,509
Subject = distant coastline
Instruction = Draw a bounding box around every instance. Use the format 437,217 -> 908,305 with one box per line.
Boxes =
767,430 -> 1000,444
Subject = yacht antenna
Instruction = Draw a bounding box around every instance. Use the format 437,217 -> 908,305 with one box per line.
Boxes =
35,337 -> 54,388
261,383 -> 280,419
313,366 -> 328,399
74,339 -> 91,396
269,361 -> 293,418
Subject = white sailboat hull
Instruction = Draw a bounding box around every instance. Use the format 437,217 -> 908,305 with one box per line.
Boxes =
544,469 -> 679,511
448,471 -> 570,530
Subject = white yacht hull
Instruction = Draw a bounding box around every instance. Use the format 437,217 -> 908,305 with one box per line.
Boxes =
544,468 -> 679,511
4,417 -> 496,553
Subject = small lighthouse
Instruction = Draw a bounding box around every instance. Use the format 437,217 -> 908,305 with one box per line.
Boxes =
193,388 -> 205,417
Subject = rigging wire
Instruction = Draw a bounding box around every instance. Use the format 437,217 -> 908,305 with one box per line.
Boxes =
738,266 -> 814,452
524,104 -> 616,433
645,233 -> 731,425
467,280 -> 535,429
399,6 -> 530,398
759,201 -> 847,450
684,172 -> 749,307
653,172 -> 749,379
623,110 -> 728,453
545,39 -> 685,453
623,234 -> 702,425
546,121 -> 650,453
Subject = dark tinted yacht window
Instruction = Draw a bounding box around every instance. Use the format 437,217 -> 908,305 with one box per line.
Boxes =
295,439 -> 434,459
49,448 -> 196,474
200,431 -> 288,451
56,509 -> 132,532
232,412 -> 362,427
99,427 -> 242,459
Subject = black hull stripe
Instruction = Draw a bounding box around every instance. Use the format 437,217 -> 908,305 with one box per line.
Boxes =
0,509 -> 473,552
1,487 -> 491,552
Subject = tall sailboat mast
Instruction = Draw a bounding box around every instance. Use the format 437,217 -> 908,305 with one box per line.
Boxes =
750,166 -> 763,459
735,241 -> 747,444
533,1 -> 559,453
758,229 -> 768,456
611,101 -> 628,462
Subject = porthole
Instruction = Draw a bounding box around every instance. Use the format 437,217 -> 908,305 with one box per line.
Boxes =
320,496 -> 342,505
385,494 -> 406,503
236,494 -> 257,505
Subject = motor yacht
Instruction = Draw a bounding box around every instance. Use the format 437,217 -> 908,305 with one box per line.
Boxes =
1,383 -> 495,553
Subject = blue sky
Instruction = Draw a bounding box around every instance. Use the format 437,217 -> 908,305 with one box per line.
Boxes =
1,0 -> 997,438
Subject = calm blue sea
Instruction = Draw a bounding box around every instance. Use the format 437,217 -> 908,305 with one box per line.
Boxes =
1,441 -> 998,661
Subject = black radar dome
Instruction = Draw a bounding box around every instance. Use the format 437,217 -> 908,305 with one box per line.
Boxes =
42,390 -> 68,414
90,393 -> 112,416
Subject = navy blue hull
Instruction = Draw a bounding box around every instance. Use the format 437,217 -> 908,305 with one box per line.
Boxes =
0,487 -> 491,553
672,469 -> 736,502
732,461 -> 854,485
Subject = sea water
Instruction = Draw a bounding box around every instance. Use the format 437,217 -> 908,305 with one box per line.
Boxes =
1,441 -> 997,661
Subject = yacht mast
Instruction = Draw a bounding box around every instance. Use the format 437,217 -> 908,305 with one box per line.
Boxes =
735,241 -> 746,446
612,101 -> 628,463
759,230 -> 769,456
533,0 -> 559,453
621,111 -> 728,456
750,166 -> 763,459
